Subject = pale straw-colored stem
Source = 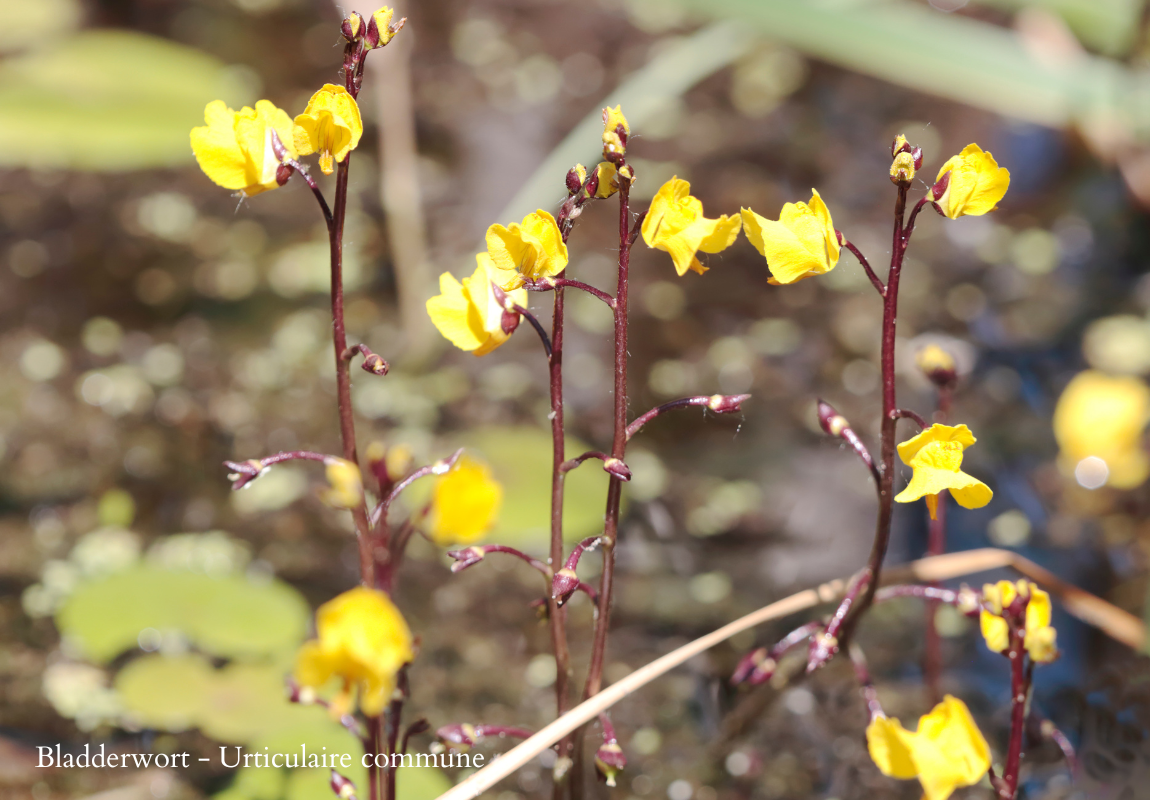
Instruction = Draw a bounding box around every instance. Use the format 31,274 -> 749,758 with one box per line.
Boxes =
433,547 -> 1144,800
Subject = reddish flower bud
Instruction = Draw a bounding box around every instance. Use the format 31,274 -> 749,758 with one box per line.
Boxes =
224,459 -> 267,490
446,546 -> 486,573
275,163 -> 293,187
595,742 -> 626,787
330,770 -> 357,800
341,12 -> 365,43
890,133 -> 911,157
361,353 -> 389,376
437,723 -> 477,752
815,400 -> 849,437
552,567 -> 581,606
566,164 -> 587,195
602,458 -> 632,481
731,647 -> 771,686
911,146 -> 923,170
707,393 -> 750,414
584,171 -> 600,199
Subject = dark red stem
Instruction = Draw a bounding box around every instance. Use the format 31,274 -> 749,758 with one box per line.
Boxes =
526,278 -> 616,308
840,235 -> 884,296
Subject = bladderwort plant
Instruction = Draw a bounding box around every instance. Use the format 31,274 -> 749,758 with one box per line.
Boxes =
190,7 -> 1073,799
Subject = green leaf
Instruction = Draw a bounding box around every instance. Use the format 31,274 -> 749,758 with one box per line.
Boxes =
115,653 -> 214,731
0,30 -> 249,170
57,565 -> 310,664
968,0 -> 1146,57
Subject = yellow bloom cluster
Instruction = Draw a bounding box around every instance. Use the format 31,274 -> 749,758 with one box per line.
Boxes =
427,457 -> 502,546
979,580 -> 1058,663
894,424 -> 992,519
1053,370 -> 1150,489
867,695 -> 990,800
295,587 -> 414,717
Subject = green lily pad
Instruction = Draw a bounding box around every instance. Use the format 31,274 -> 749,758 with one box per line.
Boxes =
57,565 -> 309,664
0,30 -> 249,170
116,653 -> 214,731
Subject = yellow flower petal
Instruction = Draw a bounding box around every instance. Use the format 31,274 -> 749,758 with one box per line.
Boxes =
866,716 -> 918,779
979,609 -> 1009,653
934,144 -> 1010,219
741,189 -> 838,284
426,257 -> 528,355
428,456 -> 502,546
868,697 -> 990,800
293,84 -> 363,173
485,210 -> 568,286
894,424 -> 992,511
642,177 -> 740,276
294,587 -> 414,718
191,99 -> 296,196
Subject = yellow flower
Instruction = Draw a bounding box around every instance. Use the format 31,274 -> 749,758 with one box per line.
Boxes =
602,105 -> 630,160
1053,370 -> 1150,489
641,177 -> 741,276
592,162 -> 619,199
979,580 -> 1058,663
932,144 -> 1010,219
319,458 -> 364,510
915,344 -> 956,376
427,456 -> 502,546
894,424 -> 992,519
427,256 -> 529,356
295,587 -> 414,717
867,695 -> 990,800
293,84 -> 363,175
484,210 -> 568,289
190,100 -> 297,196
741,190 -> 839,285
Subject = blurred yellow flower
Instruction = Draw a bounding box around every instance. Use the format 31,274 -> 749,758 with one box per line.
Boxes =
641,177 -> 741,276
190,100 -> 297,196
894,423 -> 992,519
915,344 -> 956,376
867,695 -> 990,800
427,256 -> 528,356
933,144 -> 1009,220
980,580 -> 1058,663
741,190 -> 838,285
1053,370 -> 1150,489
484,210 -> 568,289
319,458 -> 364,509
427,457 -> 502,546
295,587 -> 414,717
293,84 -> 363,175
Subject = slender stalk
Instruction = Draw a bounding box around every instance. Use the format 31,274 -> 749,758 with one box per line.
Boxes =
547,284 -> 574,794
839,236 -> 884,296
1000,631 -> 1029,798
327,155 -> 374,587
514,304 -> 552,358
809,184 -> 915,671
525,277 -> 616,308
626,394 -> 749,441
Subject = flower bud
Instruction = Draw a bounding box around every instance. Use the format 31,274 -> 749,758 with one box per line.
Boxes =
330,770 -> 357,800
890,133 -> 910,157
602,458 -> 632,482
915,344 -> 957,389
911,146 -> 923,170
890,151 -> 915,185
319,457 -> 364,510
595,742 -> 626,787
708,393 -> 750,414
551,567 -> 581,606
815,400 -> 849,437
602,131 -> 625,164
446,546 -> 486,573
361,353 -> 389,375
567,164 -> 587,195
731,647 -> 772,685
225,459 -> 266,490
275,163 -> 293,187
616,164 -> 634,185
589,162 -> 617,199
365,7 -> 404,49
437,723 -> 477,752
341,12 -> 365,43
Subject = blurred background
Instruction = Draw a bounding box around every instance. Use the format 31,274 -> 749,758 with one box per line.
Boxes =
3,0 -> 1150,798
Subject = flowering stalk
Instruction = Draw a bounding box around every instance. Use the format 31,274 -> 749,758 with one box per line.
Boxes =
807,187 -> 932,672
626,394 -> 750,441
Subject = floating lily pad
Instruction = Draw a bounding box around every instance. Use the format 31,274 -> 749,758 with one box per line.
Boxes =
58,565 -> 309,664
115,653 -> 214,731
